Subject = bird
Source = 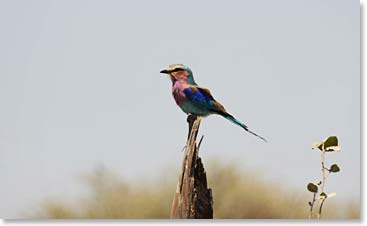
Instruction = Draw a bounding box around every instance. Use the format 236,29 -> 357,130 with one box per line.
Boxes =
160,64 -> 267,142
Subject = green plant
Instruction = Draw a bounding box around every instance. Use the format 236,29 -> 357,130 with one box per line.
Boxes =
307,136 -> 341,219
34,160 -> 361,219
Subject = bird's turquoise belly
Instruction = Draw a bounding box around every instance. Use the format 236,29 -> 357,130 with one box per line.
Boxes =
179,101 -> 210,116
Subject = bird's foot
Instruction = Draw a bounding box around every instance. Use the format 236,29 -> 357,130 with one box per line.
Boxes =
186,114 -> 197,124
186,114 -> 198,140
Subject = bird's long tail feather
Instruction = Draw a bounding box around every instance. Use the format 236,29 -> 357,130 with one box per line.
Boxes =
219,112 -> 267,142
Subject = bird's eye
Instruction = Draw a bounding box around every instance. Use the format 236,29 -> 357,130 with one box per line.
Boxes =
170,68 -> 184,73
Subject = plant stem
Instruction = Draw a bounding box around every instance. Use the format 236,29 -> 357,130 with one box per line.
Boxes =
318,199 -> 326,219
321,149 -> 326,193
308,193 -> 316,219
318,148 -> 327,219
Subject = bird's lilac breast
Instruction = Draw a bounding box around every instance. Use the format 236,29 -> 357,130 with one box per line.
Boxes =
172,81 -> 188,105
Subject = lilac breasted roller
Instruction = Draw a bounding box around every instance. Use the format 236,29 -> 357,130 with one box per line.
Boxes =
160,64 -> 267,142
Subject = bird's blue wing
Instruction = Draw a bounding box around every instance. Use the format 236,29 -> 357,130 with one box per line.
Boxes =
184,86 -> 225,112
184,86 -> 268,142
184,86 -> 211,103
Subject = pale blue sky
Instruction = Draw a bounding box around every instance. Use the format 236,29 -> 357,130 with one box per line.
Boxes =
0,0 -> 360,218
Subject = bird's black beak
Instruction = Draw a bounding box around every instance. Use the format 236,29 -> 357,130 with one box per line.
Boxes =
160,69 -> 169,74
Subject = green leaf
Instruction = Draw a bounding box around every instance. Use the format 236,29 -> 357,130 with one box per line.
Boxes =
312,136 -> 341,152
307,183 -> 318,193
319,192 -> 327,202
323,136 -> 338,150
320,192 -> 327,198
317,181 -> 322,186
329,164 -> 340,173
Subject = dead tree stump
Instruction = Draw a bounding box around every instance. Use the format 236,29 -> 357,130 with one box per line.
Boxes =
170,115 -> 213,219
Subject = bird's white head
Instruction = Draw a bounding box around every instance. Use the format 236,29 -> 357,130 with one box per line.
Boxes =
160,64 -> 196,85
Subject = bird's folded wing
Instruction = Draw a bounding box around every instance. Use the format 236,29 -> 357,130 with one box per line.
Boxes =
183,86 -> 227,113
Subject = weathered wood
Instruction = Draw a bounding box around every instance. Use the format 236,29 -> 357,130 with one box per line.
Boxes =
170,115 -> 213,219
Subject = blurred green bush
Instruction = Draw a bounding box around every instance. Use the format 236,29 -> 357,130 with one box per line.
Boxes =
35,161 -> 359,219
